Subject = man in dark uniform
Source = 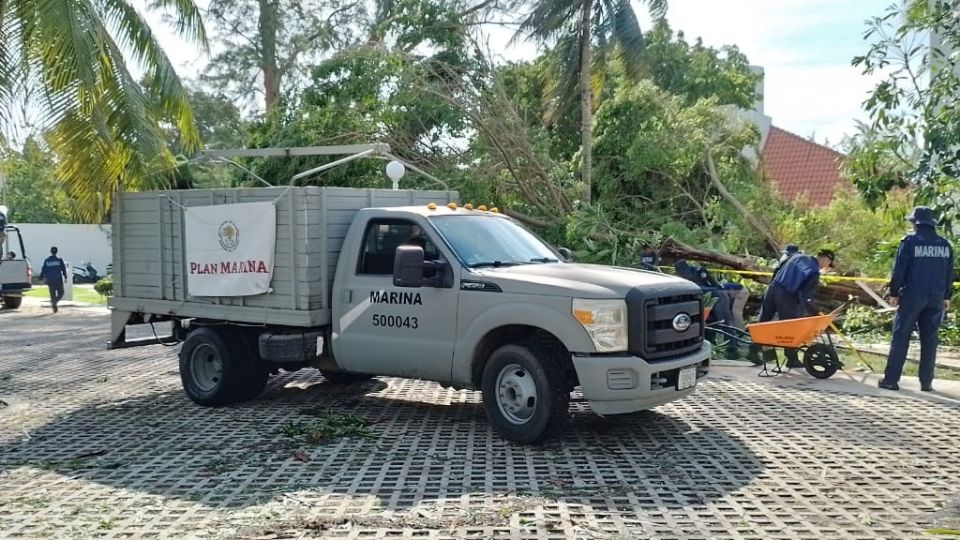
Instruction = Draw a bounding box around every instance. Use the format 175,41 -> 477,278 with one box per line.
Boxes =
750,249 -> 835,367
879,206 -> 954,392
756,243 -> 801,325
773,244 -> 799,275
41,246 -> 68,313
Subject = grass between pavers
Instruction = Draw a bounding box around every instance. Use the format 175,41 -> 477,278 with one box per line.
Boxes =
844,350 -> 960,382
23,285 -> 107,305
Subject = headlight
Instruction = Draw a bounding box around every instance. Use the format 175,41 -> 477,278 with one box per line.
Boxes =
572,298 -> 628,352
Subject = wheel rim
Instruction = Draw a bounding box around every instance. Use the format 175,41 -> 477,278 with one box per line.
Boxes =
804,345 -> 838,378
190,343 -> 224,392
495,363 -> 538,425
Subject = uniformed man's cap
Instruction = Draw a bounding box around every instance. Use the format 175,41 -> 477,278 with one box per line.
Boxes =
907,206 -> 939,227
783,244 -> 799,255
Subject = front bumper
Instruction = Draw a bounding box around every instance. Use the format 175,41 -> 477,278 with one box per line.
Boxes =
571,342 -> 711,416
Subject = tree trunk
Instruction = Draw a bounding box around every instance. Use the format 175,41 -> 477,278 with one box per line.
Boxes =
579,0 -> 593,204
258,0 -> 280,111
661,237 -> 760,271
705,152 -> 780,253
661,237 -> 878,304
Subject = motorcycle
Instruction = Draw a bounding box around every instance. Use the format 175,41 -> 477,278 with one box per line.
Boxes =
72,261 -> 100,284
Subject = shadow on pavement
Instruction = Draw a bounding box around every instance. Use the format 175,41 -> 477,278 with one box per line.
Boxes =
0,374 -> 763,511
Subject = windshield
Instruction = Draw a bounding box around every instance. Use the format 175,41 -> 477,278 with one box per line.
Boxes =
430,215 -> 560,268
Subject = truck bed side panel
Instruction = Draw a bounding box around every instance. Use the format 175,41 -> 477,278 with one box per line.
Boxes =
111,186 -> 456,327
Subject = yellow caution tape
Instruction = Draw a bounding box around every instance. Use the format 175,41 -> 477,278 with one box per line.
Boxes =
657,266 -> 960,287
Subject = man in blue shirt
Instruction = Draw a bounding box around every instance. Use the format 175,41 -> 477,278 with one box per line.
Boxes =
756,243 -> 800,328
750,248 -> 836,367
879,206 -> 954,392
40,246 -> 68,313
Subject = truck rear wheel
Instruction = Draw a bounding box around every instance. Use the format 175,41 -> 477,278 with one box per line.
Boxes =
179,327 -> 268,406
481,343 -> 569,444
1,296 -> 22,310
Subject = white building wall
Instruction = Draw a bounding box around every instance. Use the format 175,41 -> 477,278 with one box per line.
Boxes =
729,65 -> 772,164
13,224 -> 112,276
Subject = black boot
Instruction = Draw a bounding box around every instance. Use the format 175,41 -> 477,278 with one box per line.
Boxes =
878,380 -> 899,391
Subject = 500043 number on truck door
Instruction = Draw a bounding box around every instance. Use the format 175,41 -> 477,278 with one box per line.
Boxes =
372,314 -> 419,329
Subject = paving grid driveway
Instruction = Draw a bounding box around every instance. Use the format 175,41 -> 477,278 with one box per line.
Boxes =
1,307 -> 959,539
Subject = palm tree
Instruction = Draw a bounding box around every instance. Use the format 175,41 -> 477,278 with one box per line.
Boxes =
516,0 -> 667,204
0,0 -> 207,221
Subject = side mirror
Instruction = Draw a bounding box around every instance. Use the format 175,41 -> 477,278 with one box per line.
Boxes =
557,247 -> 574,262
393,245 -> 425,287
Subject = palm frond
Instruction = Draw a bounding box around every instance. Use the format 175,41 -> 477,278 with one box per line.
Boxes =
98,0 -> 200,149
513,0 -> 580,45
145,0 -> 207,47
609,0 -> 645,79
542,32 -> 581,126
0,4 -> 20,132
3,0 -> 201,219
646,0 -> 667,20
28,0 -> 105,117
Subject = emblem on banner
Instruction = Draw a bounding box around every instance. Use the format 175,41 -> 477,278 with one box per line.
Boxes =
218,220 -> 240,252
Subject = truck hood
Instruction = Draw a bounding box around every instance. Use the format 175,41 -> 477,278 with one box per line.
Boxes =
466,263 -> 698,298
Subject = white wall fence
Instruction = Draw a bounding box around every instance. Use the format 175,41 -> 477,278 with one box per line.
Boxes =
11,224 -> 112,277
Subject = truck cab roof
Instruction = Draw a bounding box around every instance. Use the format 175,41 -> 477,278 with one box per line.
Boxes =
366,205 -> 507,219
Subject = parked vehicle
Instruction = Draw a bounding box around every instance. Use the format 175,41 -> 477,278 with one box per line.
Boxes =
72,261 -> 100,283
108,145 -> 710,443
0,226 -> 32,310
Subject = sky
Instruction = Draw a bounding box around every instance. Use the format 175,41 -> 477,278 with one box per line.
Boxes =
149,0 -> 894,147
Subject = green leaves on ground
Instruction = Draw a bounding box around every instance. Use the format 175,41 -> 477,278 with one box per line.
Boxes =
279,408 -> 374,444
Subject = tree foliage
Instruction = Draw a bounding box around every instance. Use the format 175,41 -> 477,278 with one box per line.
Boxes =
515,0 -> 668,203
0,0 -> 207,222
202,0 -> 359,111
179,6 -> 786,269
852,0 -> 960,229
0,138 -> 79,223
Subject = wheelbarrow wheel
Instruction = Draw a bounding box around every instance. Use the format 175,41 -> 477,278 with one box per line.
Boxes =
803,343 -> 840,379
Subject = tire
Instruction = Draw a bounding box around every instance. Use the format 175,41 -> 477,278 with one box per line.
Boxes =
481,343 -> 569,444
179,327 -> 268,406
320,370 -> 374,384
2,296 -> 22,310
804,343 -> 841,379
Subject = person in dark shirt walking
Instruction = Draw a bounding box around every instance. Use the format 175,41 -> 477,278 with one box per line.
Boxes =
749,248 -> 835,367
879,206 -> 954,392
41,246 -> 68,313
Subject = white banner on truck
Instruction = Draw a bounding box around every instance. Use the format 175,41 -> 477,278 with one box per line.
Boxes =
184,202 -> 276,296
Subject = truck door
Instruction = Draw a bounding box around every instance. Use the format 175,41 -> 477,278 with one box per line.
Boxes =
333,218 -> 458,381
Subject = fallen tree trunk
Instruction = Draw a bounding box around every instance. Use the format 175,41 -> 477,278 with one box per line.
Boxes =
661,238 -> 881,305
502,209 -> 883,306
660,238 -> 760,271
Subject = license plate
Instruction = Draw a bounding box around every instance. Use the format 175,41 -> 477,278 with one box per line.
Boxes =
677,366 -> 697,390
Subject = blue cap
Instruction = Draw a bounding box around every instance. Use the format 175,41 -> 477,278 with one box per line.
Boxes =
907,206 -> 939,227
784,244 -> 799,254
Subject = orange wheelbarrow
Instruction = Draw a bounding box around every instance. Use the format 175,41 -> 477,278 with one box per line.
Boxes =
708,305 -> 846,379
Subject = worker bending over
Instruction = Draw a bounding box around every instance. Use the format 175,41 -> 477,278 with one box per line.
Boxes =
750,249 -> 835,367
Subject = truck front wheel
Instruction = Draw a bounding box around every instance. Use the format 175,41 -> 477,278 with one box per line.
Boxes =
481,343 -> 569,444
1,296 -> 22,310
179,327 -> 268,406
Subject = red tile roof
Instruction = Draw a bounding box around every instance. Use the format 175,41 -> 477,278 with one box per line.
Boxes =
761,126 -> 848,207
